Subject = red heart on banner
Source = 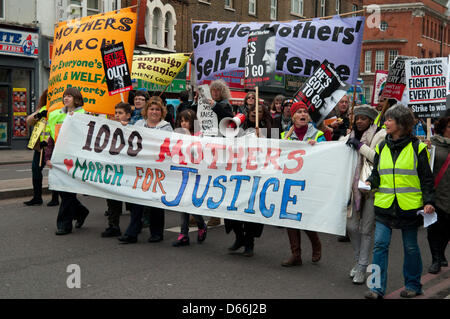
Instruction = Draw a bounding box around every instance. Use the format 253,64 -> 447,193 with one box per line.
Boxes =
64,159 -> 73,172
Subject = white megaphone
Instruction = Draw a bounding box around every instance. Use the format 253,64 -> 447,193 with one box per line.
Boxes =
219,113 -> 246,137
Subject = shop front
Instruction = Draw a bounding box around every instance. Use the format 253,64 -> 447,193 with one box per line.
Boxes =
0,25 -> 39,149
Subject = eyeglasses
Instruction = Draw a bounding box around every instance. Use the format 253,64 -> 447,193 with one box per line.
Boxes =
247,96 -> 255,100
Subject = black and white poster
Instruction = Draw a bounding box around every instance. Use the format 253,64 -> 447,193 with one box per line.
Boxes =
244,28 -> 276,88
293,62 -> 347,124
405,57 -> 448,118
101,42 -> 133,96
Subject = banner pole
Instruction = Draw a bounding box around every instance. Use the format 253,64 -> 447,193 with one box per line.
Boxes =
426,118 -> 432,140
349,85 -> 357,130
255,86 -> 259,132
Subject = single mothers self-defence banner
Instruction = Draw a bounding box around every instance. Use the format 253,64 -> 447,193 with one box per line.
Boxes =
405,57 -> 448,118
192,15 -> 364,85
47,7 -> 137,115
49,113 -> 357,236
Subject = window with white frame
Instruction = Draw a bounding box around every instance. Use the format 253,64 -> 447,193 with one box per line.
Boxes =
352,4 -> 357,16
388,50 -> 398,68
145,0 -> 176,51
335,0 -> 340,14
152,8 -> 161,46
225,0 -> 233,9
291,0 -> 303,16
249,0 -> 256,15
66,0 -> 119,18
375,50 -> 385,71
320,0 -> 326,17
0,0 -> 5,19
86,0 -> 100,16
364,50 -> 372,73
270,0 -> 277,20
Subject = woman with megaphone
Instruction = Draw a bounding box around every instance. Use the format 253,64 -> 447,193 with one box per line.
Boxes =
226,103 -> 272,257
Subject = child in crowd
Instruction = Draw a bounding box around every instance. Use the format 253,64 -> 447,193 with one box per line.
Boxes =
102,102 -> 132,238
172,109 -> 207,247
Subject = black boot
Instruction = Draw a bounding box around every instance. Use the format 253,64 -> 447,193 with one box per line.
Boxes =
243,235 -> 254,257
428,240 -> 442,274
47,191 -> 60,206
24,178 -> 43,206
229,231 -> 245,251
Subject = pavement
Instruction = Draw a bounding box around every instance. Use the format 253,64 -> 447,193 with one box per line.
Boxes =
0,149 -> 48,200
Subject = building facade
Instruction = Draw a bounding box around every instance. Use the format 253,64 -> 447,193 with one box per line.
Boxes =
360,0 -> 449,105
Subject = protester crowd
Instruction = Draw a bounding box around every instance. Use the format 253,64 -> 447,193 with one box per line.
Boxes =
24,79 -> 449,299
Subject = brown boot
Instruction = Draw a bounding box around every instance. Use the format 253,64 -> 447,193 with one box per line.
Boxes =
281,228 -> 302,267
305,230 -> 321,262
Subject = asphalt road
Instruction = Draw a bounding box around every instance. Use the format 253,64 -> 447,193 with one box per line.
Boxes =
0,194 -> 448,300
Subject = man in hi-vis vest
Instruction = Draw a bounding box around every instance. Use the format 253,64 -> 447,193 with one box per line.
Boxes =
364,104 -> 435,299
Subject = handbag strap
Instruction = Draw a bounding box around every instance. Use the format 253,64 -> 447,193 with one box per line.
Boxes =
434,152 -> 450,188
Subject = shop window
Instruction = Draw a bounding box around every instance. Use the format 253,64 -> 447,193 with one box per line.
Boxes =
12,69 -> 31,139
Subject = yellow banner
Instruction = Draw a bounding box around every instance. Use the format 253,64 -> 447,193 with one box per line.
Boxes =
27,119 -> 46,150
132,53 -> 189,86
47,7 -> 137,115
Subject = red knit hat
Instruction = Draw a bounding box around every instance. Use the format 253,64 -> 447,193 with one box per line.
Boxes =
290,101 -> 308,117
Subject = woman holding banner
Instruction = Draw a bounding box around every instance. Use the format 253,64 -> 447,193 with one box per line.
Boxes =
45,87 -> 89,235
207,79 -> 234,227
118,96 -> 173,244
364,104 -> 435,299
24,89 -> 60,207
342,105 -> 385,284
226,103 -> 272,256
280,101 -> 325,266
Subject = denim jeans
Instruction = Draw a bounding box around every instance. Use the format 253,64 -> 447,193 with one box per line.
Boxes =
371,221 -> 423,296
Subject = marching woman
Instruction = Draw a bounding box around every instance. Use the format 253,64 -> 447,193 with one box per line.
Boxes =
172,109 -> 207,247
226,103 -> 272,257
364,104 -> 435,299
342,105 -> 385,284
280,101 -> 325,266
45,87 -> 89,235
118,96 -> 173,244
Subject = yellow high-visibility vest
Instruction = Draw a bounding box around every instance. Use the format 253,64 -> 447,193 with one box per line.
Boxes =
374,140 -> 429,210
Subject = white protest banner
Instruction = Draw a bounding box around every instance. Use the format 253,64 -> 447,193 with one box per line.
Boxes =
192,16 -> 365,85
49,113 -> 357,236
405,57 -> 448,118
